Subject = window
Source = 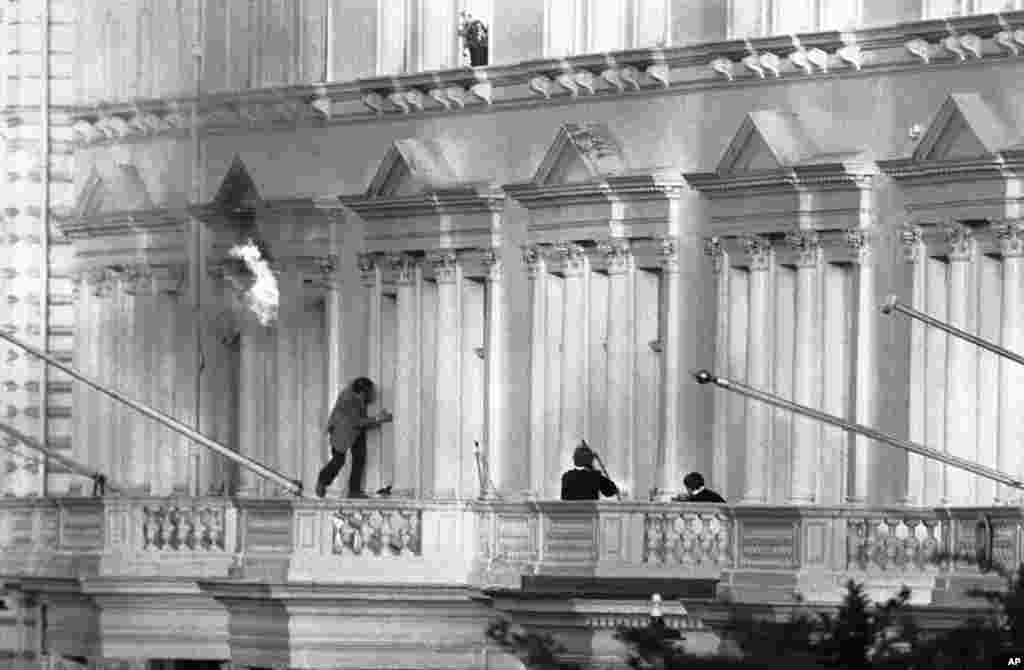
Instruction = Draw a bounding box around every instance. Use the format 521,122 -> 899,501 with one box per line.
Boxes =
924,0 -> 1024,18
377,0 -> 411,75
728,0 -> 865,39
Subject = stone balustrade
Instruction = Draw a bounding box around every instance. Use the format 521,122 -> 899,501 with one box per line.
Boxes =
0,497 -> 1017,606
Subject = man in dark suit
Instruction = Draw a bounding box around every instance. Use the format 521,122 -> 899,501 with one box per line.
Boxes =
561,444 -> 619,501
673,472 -> 726,503
315,377 -> 393,498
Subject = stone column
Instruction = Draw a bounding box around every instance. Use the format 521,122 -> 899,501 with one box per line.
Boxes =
944,224 -> 976,505
741,235 -> 773,503
902,227 -> 927,505
705,238 -> 731,494
432,251 -> 463,498
524,246 -> 548,497
849,231 -> 874,503
998,223 -> 1024,503
236,328 -> 261,497
789,231 -> 822,504
482,249 -> 506,495
604,239 -> 635,498
358,253 -> 382,496
392,254 -> 421,498
657,237 -> 682,498
558,242 -> 589,473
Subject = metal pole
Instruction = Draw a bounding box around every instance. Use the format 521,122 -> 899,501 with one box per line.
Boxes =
882,294 -> 1024,368
0,422 -> 118,496
692,369 -> 1024,491
0,330 -> 303,496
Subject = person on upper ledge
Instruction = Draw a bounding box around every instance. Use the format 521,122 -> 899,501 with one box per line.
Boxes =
672,472 -> 726,503
561,444 -> 619,501
316,377 -> 393,499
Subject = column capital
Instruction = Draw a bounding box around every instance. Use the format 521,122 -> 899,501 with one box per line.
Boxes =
429,250 -> 460,283
845,229 -> 872,264
740,234 -> 773,271
554,241 -> 587,276
389,253 -> 418,285
599,238 -> 633,275
703,236 -> 725,274
659,236 -> 680,273
481,248 -> 503,282
995,221 -> 1024,258
900,225 -> 924,263
944,222 -> 975,262
522,244 -> 547,279
357,252 -> 380,286
786,230 -> 822,268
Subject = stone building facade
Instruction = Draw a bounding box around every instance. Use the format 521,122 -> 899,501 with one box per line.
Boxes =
3,1 -> 1024,668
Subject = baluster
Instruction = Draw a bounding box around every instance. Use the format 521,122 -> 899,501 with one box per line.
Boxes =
142,506 -> 154,550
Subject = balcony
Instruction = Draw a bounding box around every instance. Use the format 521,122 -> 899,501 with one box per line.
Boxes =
0,496 -> 1011,604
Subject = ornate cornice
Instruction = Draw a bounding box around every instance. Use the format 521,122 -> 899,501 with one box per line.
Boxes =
598,239 -> 633,275
429,250 -> 460,283
739,234 -> 773,271
703,237 -> 725,274
522,244 -> 547,279
900,225 -> 924,263
57,12 -> 1024,148
995,221 -> 1024,258
73,262 -> 186,298
786,230 -> 823,267
554,242 -> 587,277
944,222 -> 975,262
481,248 -> 503,282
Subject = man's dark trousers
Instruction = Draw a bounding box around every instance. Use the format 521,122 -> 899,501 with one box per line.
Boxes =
316,432 -> 367,495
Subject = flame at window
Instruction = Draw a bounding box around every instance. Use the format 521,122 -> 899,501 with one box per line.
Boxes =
228,239 -> 279,327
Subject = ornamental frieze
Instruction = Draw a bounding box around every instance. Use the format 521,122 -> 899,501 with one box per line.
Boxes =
62,12 -> 1024,147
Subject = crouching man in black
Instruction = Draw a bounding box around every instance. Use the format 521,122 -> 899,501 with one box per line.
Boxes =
561,444 -> 619,501
672,472 -> 726,503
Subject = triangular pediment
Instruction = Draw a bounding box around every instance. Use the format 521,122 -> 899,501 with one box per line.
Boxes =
912,93 -> 1013,162
532,123 -> 627,185
717,111 -> 822,175
213,155 -> 264,212
366,139 -> 458,198
74,164 -> 155,219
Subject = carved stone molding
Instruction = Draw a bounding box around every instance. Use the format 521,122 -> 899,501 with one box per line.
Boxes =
555,242 -> 587,276
430,250 -> 459,284
740,234 -> 773,271
703,237 -> 725,275
901,225 -> 924,263
845,229 -> 872,264
599,239 -> 632,275
786,230 -> 823,268
522,244 -> 547,279
944,222 -> 975,262
659,236 -> 679,274
481,248 -> 503,282
357,252 -> 380,286
995,221 -> 1024,258
390,254 -> 419,285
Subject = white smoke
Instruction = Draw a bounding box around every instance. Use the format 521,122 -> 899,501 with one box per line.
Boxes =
228,239 -> 279,326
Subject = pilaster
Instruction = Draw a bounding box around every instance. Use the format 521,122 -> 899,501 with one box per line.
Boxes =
704,237 -> 731,497
557,242 -> 589,476
943,223 -> 976,505
997,222 -> 1024,504
431,251 -> 463,499
847,230 -> 874,504
740,235 -> 773,504
657,237 -> 682,499
482,249 -> 506,496
360,252 -> 384,497
524,244 -> 549,498
602,239 -> 636,499
902,226 -> 928,505
788,230 -> 823,504
392,254 -> 422,498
